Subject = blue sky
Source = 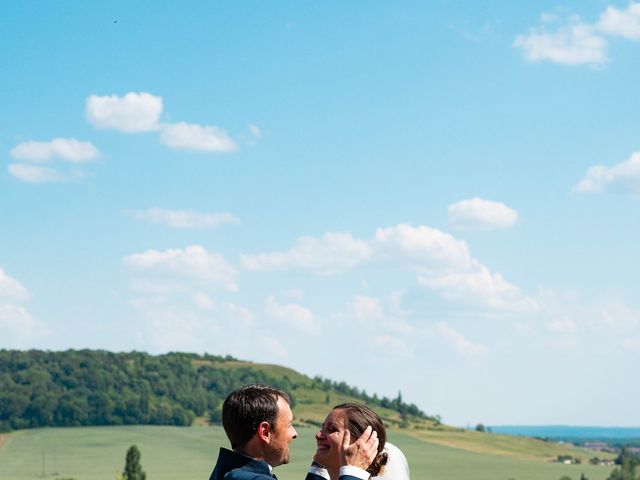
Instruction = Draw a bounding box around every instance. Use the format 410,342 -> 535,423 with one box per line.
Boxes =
2,1 -> 639,426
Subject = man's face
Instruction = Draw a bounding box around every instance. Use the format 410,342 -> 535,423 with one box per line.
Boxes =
265,395 -> 298,467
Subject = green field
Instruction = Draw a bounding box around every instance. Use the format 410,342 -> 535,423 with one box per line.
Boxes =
0,425 -> 616,480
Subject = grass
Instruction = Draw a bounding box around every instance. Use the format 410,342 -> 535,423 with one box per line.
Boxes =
406,423 -> 615,463
0,425 -> 616,480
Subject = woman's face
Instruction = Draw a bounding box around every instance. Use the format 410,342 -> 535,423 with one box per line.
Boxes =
314,408 -> 347,470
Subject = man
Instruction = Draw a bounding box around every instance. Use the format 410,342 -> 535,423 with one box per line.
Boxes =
209,384 -> 378,480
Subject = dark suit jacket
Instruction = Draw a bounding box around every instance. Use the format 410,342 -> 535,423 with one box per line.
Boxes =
209,448 -> 274,480
208,447 -> 365,480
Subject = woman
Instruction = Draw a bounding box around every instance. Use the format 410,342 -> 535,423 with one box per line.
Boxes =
308,403 -> 409,480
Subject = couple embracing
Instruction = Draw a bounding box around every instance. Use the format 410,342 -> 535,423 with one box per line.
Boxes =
209,384 -> 410,480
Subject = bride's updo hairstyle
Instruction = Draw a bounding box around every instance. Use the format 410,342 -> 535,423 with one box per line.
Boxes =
333,403 -> 388,477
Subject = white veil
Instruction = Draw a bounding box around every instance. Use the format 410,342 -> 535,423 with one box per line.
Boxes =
372,442 -> 410,480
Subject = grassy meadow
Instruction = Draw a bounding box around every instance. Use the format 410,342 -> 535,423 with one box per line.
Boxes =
0,425 -> 616,480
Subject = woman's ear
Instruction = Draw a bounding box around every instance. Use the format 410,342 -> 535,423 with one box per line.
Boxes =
257,421 -> 271,443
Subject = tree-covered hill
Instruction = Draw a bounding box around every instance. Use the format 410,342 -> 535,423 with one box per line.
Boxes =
0,349 -> 429,432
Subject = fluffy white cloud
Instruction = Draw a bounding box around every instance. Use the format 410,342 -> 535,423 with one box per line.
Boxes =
0,269 -> 43,343
448,198 -> 518,230
419,263 -> 539,313
513,20 -> 608,66
10,138 -> 99,163
434,322 -> 488,357
130,208 -> 239,229
0,303 -> 38,335
241,232 -> 373,275
265,296 -> 317,334
86,92 -> 163,132
243,223 -> 532,313
0,268 -> 29,301
124,245 -> 237,291
515,4 -> 640,67
573,151 -> 640,194
8,164 -> 65,183
160,122 -> 236,152
598,3 -> 640,40
373,224 -> 474,272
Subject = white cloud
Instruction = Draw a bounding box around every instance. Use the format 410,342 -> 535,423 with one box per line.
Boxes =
8,164 -> 65,183
350,295 -> 384,321
124,245 -> 237,291
86,92 -> 163,132
160,122 -> 236,152
373,224 -> 474,272
434,322 -> 488,357
130,208 -> 239,229
596,298 -> 639,330
10,138 -> 99,163
0,268 -> 30,301
419,263 -> 539,313
547,316 -> 578,333
0,303 -> 38,335
243,223 -> 532,314
597,3 -> 640,40
265,296 -> 317,334
0,269 -> 43,343
448,197 -> 518,230
515,3 -> 640,67
513,20 -> 608,66
573,151 -> 640,194
241,232 -> 373,275
345,295 -> 412,334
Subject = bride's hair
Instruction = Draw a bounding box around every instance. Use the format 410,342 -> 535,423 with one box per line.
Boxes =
333,403 -> 388,476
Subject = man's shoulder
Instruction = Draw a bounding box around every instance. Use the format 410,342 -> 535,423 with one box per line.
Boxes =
209,448 -> 273,480
224,467 -> 273,480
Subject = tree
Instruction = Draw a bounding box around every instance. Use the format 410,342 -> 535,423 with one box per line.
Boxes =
475,423 -> 486,432
122,445 -> 146,480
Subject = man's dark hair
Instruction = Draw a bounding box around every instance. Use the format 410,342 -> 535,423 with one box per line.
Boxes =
222,384 -> 290,450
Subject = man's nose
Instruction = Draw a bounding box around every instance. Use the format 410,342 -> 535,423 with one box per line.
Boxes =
292,427 -> 298,439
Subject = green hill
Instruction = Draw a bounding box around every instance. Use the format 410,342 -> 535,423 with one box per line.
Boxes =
0,349 -> 426,432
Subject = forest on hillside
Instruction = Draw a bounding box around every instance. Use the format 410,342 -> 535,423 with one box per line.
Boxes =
0,349 -> 427,432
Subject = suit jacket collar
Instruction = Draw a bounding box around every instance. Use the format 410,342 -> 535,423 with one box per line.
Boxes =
212,447 -> 273,478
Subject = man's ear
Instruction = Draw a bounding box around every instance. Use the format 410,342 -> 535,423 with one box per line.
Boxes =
256,421 -> 271,443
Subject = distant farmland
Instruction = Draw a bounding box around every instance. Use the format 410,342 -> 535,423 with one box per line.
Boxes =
0,425 -> 616,480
